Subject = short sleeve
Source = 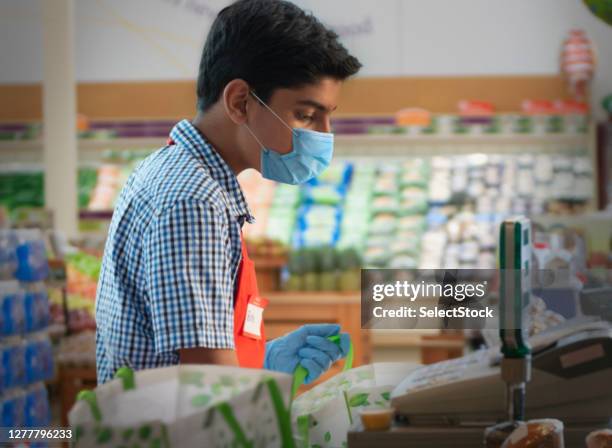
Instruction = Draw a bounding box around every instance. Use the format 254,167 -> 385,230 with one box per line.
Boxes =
144,199 -> 235,355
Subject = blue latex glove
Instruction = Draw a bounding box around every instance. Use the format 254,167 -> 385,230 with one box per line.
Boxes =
264,323 -> 351,383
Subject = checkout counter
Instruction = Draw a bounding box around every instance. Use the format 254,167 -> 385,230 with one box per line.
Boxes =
348,217 -> 612,447
349,318 -> 612,447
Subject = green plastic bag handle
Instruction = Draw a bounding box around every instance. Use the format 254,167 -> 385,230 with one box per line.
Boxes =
75,366 -> 135,424
76,390 -> 102,422
115,366 -> 136,390
291,334 -> 353,400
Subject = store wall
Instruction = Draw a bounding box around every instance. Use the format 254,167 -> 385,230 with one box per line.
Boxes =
1,0 -> 611,117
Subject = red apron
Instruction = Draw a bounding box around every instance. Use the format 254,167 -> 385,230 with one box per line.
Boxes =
233,235 -> 267,368
166,137 -> 266,367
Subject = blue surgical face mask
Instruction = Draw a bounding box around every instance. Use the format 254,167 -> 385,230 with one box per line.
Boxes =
244,91 -> 334,185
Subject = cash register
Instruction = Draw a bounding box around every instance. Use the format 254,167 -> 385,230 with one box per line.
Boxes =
348,218 -> 612,447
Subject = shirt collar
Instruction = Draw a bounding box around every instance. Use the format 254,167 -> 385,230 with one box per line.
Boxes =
169,119 -> 254,224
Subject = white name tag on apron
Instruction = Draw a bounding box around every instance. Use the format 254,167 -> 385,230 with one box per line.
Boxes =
242,295 -> 268,339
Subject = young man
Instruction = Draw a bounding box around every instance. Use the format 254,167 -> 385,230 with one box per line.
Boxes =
95,0 -> 361,384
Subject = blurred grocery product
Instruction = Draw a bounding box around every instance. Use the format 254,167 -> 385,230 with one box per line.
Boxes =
56,330 -> 96,367
561,29 -> 596,101
61,251 -> 100,332
0,229 -> 53,429
586,429 -> 612,448
500,419 -> 565,448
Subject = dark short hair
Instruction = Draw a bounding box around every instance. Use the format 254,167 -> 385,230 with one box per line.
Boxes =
196,0 -> 362,111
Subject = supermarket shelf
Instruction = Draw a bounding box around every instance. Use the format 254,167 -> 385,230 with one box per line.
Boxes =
334,132 -> 589,156
0,137 -> 164,151
79,137 -> 166,150
0,132 -> 589,162
0,137 -> 165,164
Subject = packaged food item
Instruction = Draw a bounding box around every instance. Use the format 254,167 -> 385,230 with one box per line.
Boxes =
14,230 -> 49,283
24,382 -> 51,427
0,388 -> 26,427
23,287 -> 50,333
316,161 -> 349,184
0,230 -> 18,280
371,196 -> 399,214
359,408 -> 394,431
305,184 -> 343,206
586,429 -> 612,448
428,177 -> 451,204
484,421 -> 524,448
25,334 -> 54,384
1,338 -> 26,389
399,196 -> 428,216
388,255 -> 417,269
364,246 -> 390,267
369,213 -> 397,235
400,171 -> 428,188
0,282 -> 24,337
500,419 -> 564,448
373,178 -> 399,196
392,234 -> 420,257
397,215 -> 426,233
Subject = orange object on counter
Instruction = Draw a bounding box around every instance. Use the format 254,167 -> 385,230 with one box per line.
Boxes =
501,419 -> 564,448
359,408 -> 394,431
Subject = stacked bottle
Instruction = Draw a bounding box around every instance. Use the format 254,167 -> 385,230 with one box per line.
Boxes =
0,229 -> 53,430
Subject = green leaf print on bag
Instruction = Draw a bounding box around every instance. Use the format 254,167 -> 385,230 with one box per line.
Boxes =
219,375 -> 235,387
95,426 -> 113,444
191,394 -> 212,407
149,437 -> 162,448
122,428 -> 134,441
324,431 -> 331,442
356,370 -> 374,382
211,383 -> 223,395
178,371 -> 205,387
138,425 -> 152,440
381,392 -> 390,401
348,393 -> 370,407
75,425 -> 84,442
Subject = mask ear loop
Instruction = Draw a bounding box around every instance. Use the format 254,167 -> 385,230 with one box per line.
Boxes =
249,90 -> 296,135
243,123 -> 267,152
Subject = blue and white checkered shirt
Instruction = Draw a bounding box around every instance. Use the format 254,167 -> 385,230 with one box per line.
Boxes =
95,119 -> 254,384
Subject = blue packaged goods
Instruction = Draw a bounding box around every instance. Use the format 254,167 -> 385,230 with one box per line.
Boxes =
1,339 -> 25,389
1,389 -> 26,427
1,283 -> 24,336
24,289 -> 50,333
25,383 -> 51,427
15,234 -> 49,283
0,230 -> 18,280
25,336 -> 54,384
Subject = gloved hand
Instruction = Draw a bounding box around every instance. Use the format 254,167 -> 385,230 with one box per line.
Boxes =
264,323 -> 350,383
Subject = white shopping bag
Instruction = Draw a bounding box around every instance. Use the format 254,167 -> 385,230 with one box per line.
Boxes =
69,364 -> 294,448
291,362 -> 419,448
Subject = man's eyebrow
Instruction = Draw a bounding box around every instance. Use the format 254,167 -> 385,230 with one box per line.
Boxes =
296,99 -> 337,113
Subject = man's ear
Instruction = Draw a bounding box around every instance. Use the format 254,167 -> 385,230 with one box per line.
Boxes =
222,79 -> 251,125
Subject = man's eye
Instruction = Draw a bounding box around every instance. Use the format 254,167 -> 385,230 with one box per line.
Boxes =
297,112 -> 314,123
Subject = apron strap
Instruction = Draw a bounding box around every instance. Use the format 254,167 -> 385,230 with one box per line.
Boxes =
239,231 -> 251,262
